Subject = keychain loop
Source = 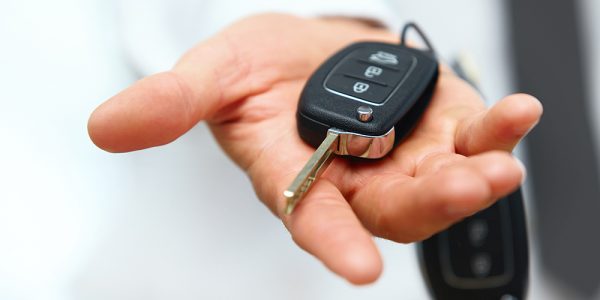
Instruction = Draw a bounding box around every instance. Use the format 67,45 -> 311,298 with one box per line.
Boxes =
400,22 -> 437,56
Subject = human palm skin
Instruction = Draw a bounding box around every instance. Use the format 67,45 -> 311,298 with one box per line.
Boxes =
88,14 -> 542,284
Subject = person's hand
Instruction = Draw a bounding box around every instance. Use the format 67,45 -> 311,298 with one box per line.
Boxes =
88,14 -> 542,284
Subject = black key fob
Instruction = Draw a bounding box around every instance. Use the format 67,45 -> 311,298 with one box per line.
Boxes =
284,24 -> 440,213
297,41 -> 439,158
418,189 -> 530,300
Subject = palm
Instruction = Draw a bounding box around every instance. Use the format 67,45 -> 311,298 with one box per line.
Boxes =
89,14 -> 542,284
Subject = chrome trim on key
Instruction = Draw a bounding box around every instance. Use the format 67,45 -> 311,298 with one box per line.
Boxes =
330,127 -> 395,159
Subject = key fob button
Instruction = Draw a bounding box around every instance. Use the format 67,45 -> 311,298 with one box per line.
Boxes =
325,74 -> 392,104
471,253 -> 493,278
468,219 -> 489,247
333,61 -> 403,87
351,48 -> 415,72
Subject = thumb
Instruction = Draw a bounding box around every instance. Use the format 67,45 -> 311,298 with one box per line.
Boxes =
87,34 -> 252,152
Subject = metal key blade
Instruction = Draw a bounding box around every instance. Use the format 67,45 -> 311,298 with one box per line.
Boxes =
284,131 -> 339,214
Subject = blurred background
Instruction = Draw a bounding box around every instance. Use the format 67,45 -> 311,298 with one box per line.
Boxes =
0,0 -> 599,299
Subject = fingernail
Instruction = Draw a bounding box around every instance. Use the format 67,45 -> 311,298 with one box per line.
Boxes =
514,157 -> 527,184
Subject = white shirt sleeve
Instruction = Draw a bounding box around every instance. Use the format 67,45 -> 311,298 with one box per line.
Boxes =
118,0 -> 399,76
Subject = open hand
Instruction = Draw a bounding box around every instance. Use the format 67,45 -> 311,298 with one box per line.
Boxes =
88,14 -> 542,284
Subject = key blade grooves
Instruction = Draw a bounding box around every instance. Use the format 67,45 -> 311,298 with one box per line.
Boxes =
284,131 -> 339,214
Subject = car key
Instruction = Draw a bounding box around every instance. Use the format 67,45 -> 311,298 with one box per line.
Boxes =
284,23 -> 439,214
418,189 -> 529,300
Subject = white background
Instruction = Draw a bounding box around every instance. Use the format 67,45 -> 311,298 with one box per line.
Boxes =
1,0 -> 598,299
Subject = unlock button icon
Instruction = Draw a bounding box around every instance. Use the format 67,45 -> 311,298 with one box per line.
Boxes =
364,66 -> 383,78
